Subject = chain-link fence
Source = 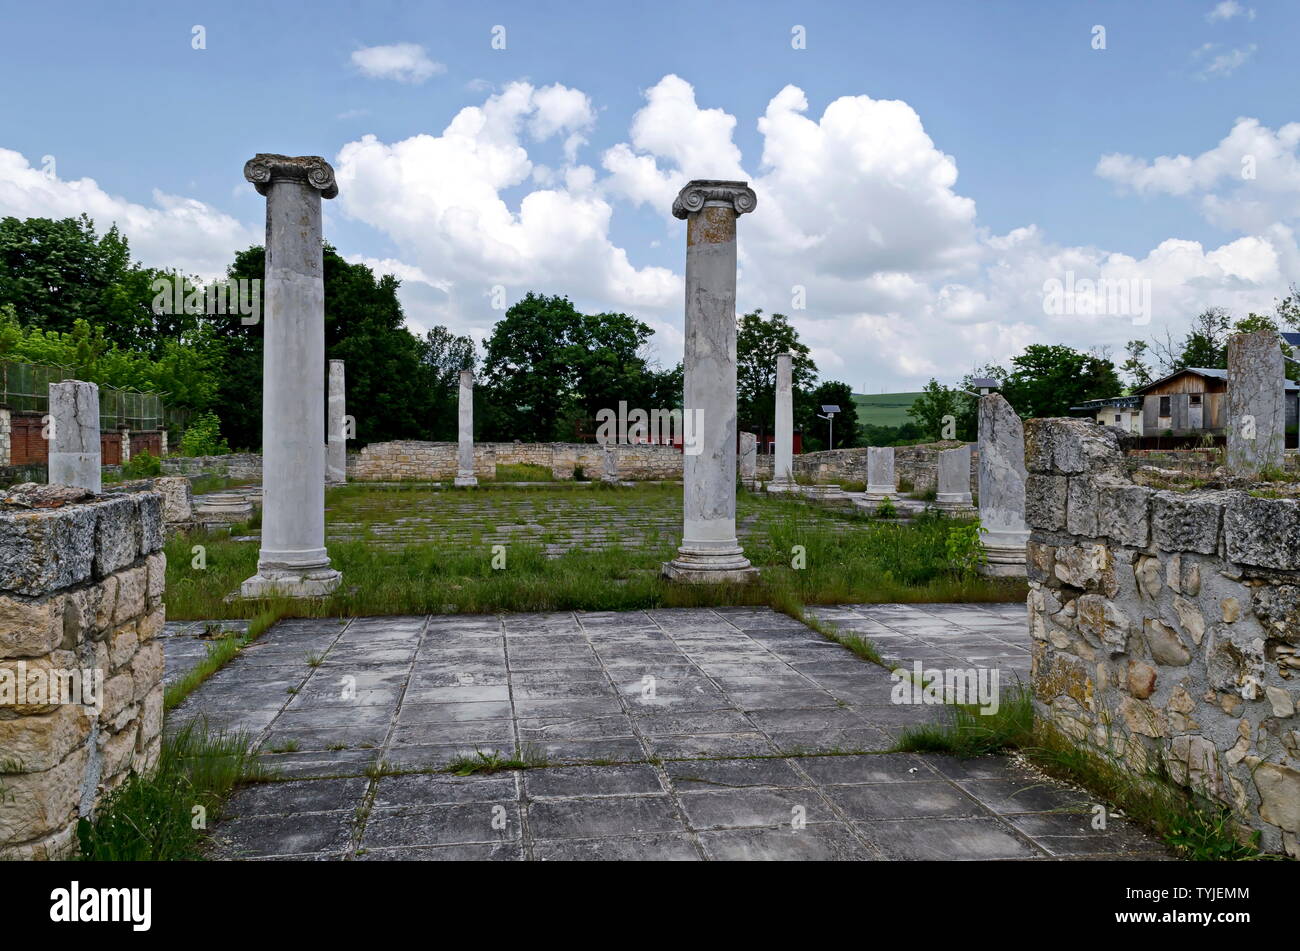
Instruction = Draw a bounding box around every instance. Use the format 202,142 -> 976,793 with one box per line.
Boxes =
0,360 -> 164,430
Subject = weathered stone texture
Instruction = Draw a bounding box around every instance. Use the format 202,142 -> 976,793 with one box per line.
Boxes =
1026,416 -> 1300,857
0,487 -> 166,860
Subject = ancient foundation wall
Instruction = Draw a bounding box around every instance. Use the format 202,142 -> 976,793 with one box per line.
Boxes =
0,485 -> 167,860
354,441 -> 684,481
1025,418 -> 1300,857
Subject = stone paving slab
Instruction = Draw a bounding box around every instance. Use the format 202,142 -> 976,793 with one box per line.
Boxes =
169,605 -> 1172,861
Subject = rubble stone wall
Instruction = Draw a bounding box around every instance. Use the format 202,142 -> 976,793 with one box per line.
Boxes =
1025,418 -> 1300,857
0,486 -> 167,859
354,441 -> 684,481
793,443 -> 978,492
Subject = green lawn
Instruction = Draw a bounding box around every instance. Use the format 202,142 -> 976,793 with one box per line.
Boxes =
164,483 -> 1023,621
852,391 -> 925,428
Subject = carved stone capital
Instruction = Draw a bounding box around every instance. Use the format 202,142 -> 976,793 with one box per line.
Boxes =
244,154 -> 338,200
672,179 -> 756,219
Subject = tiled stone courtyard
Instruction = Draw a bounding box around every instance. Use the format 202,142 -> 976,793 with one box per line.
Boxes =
169,604 -> 1172,860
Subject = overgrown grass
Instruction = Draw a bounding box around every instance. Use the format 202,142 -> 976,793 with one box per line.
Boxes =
444,746 -> 549,775
891,686 -> 1266,861
76,719 -> 267,861
188,475 -> 253,496
164,487 -> 1024,621
490,462 -> 556,482
892,686 -> 1034,757
162,608 -> 286,710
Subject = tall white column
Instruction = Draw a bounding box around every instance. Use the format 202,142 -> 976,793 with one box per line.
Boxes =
241,154 -> 341,599
48,380 -> 101,493
455,368 -> 477,487
767,352 -> 796,492
327,360 -> 347,484
663,180 -> 758,584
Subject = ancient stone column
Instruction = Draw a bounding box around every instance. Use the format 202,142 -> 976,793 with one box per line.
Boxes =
0,408 -> 10,467
1226,330 -> 1286,479
663,180 -> 758,583
864,447 -> 896,501
934,444 -> 975,514
327,359 -> 347,484
48,380 -> 101,493
240,154 -> 341,599
455,368 -> 477,487
768,352 -> 796,492
978,393 -> 1028,576
739,431 -> 757,488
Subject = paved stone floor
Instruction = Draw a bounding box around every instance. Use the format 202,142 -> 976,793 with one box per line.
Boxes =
169,605 -> 1172,861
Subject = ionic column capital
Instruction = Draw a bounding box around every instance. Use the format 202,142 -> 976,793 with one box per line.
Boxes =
672,179 -> 756,219
244,153 -> 339,200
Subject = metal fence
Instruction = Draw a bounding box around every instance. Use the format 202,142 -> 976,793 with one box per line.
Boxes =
0,360 -> 164,431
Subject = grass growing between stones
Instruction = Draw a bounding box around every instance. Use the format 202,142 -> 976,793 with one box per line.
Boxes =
892,687 -> 1267,861
161,609 -> 284,711
164,484 -> 1024,622
489,463 -> 556,481
76,718 -> 267,861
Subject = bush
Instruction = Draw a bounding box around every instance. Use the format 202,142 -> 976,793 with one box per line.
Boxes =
179,412 -> 230,457
121,449 -> 161,479
944,520 -> 987,578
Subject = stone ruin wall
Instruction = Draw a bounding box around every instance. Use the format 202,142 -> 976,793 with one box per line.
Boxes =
1026,418 -> 1300,857
793,442 -> 978,492
0,486 -> 167,859
354,441 -> 684,481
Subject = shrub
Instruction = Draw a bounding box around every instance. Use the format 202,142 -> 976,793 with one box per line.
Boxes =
179,412 -> 230,457
121,449 -> 162,479
945,519 -> 986,578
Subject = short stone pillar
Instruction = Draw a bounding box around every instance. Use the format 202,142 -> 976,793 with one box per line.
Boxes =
864,447 -> 897,501
119,428 -> 131,465
327,360 -> 347,484
455,369 -> 478,487
663,180 -> 758,584
739,431 -> 757,488
601,444 -> 620,483
934,444 -> 975,514
0,484 -> 166,860
240,154 -> 341,599
0,408 -> 11,467
767,352 -> 796,493
159,429 -> 168,458
1226,330 -> 1286,479
48,380 -> 101,494
978,394 -> 1028,576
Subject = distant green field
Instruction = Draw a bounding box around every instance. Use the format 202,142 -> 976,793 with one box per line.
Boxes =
852,392 -> 924,428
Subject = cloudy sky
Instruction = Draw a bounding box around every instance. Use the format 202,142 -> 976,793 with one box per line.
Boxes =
2,0 -> 1297,391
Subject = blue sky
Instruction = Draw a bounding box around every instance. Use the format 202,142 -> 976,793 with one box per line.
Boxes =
2,0 -> 1296,390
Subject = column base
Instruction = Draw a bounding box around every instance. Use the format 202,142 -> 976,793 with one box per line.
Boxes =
933,494 -> 976,516
765,480 -> 798,494
195,496 -> 254,523
454,475 -> 479,487
864,485 -> 897,502
241,565 -> 342,599
662,546 -> 759,584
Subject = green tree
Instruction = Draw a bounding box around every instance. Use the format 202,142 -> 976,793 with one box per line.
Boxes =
998,344 -> 1122,418
802,380 -> 859,450
736,309 -> 816,447
907,378 -> 967,441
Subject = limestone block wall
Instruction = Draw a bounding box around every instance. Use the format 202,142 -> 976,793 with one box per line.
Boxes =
1025,418 -> 1300,857
109,477 -> 193,528
162,452 -> 264,480
0,484 -> 166,860
792,442 -> 978,491
354,441 -> 684,481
